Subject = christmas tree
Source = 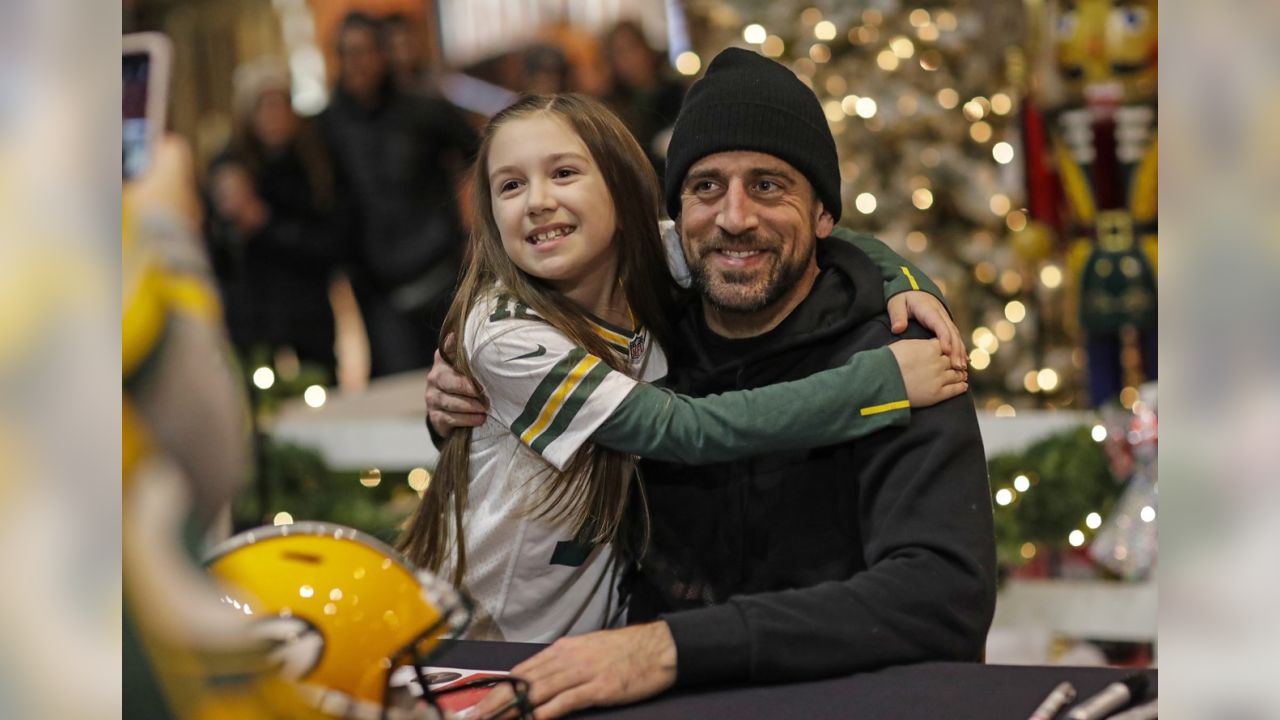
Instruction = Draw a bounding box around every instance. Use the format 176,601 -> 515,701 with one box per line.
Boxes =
680,0 -> 1080,411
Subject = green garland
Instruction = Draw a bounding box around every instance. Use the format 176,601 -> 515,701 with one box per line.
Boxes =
232,436 -> 414,545
228,350 -> 418,545
988,425 -> 1122,568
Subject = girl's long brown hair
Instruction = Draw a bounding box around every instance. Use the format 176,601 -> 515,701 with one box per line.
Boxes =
398,94 -> 679,586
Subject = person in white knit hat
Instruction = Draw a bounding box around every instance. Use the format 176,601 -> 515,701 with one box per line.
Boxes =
206,56 -> 344,379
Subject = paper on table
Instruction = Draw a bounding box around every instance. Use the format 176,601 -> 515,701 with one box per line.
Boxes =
389,666 -> 512,718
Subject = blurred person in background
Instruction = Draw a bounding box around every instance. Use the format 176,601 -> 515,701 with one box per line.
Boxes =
601,20 -> 685,179
384,13 -> 432,95
206,58 -> 344,380
323,11 -> 479,377
521,43 -> 573,95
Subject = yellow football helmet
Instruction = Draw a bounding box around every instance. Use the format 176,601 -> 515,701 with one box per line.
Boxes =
206,522 -> 528,719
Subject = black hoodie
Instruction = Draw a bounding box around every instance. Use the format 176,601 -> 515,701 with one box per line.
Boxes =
628,236 -> 997,688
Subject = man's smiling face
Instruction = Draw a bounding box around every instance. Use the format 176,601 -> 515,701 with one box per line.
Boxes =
678,150 -> 833,314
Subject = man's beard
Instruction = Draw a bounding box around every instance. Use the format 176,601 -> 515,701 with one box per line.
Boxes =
687,230 -> 814,314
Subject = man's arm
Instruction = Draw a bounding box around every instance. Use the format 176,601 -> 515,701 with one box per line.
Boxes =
424,346 -> 487,447
474,622 -> 678,719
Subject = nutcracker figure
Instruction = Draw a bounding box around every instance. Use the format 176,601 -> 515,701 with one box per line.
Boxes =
1051,0 -> 1158,406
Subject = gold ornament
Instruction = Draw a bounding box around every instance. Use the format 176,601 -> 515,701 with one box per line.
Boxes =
1011,220 -> 1054,263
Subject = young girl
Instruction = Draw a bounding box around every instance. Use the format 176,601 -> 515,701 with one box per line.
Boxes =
399,94 -> 966,642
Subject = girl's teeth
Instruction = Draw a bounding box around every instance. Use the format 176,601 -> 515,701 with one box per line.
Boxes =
532,227 -> 573,243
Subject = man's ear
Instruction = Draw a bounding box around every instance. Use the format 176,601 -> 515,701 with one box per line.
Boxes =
814,203 -> 835,239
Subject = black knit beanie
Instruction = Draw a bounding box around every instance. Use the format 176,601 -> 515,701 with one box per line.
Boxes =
664,47 -> 842,221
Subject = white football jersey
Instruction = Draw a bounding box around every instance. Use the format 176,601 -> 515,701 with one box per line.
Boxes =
446,291 -> 667,642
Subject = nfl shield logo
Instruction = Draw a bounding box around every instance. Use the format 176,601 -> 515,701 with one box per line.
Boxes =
629,333 -> 645,362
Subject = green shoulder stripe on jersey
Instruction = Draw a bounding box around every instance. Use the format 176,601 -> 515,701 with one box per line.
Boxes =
511,348 -> 588,440
529,360 -> 612,454
518,354 -> 602,449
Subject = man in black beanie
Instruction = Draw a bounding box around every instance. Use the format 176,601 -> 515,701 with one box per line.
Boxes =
467,47 -> 995,717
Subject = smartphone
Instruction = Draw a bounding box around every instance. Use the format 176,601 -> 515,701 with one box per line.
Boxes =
122,32 -> 172,179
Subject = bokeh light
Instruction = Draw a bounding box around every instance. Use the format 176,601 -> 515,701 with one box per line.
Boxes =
675,52 -> 701,75
303,384 -> 326,408
253,366 -> 275,390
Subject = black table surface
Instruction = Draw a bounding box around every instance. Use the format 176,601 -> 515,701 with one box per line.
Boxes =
431,640 -> 1157,719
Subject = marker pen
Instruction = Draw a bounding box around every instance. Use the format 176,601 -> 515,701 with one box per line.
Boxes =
1107,698 -> 1158,720
1028,681 -> 1077,720
1065,674 -> 1150,720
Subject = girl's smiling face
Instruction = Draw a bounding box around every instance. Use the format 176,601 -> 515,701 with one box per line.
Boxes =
487,113 -> 620,302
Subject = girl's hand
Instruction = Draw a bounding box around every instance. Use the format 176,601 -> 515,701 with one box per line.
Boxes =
888,339 -> 969,408
887,291 -> 967,370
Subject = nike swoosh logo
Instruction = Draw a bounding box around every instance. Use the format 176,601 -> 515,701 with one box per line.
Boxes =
510,345 -> 547,361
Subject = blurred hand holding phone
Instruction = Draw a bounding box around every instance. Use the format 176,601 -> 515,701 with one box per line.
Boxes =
122,32 -> 171,180
122,33 -> 200,226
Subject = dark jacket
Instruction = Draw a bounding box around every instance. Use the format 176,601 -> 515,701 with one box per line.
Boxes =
628,236 -> 997,688
206,136 -> 343,372
605,74 -> 686,177
320,85 -> 478,290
